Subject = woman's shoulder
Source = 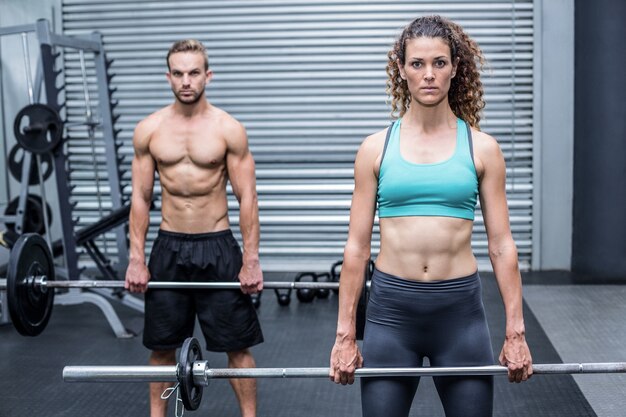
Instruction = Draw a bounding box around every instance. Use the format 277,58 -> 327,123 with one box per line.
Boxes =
361,123 -> 395,153
468,127 -> 505,178
469,127 -> 502,159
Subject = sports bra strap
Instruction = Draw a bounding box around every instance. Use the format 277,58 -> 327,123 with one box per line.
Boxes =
464,121 -> 476,171
465,121 -> 473,161
379,121 -> 395,166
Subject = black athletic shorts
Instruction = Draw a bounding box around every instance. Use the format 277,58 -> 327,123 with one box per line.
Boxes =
143,229 -> 264,352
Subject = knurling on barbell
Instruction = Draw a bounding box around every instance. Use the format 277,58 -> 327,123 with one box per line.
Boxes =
61,336 -> 626,412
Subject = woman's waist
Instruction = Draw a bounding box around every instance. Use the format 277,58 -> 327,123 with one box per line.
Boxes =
372,267 -> 480,291
367,268 -> 485,317
375,246 -> 476,281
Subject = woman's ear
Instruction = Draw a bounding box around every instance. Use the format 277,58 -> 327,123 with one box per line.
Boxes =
451,56 -> 460,78
397,59 -> 407,80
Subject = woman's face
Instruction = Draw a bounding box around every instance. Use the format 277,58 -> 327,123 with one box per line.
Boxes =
398,36 -> 457,108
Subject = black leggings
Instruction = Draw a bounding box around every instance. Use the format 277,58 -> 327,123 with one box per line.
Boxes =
361,269 -> 494,417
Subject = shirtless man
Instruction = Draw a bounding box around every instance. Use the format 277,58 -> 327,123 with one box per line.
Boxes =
125,39 -> 263,417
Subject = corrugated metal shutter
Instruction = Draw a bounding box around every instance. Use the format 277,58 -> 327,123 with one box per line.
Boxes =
61,0 -> 534,272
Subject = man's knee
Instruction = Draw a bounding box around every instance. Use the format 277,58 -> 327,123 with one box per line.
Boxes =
151,349 -> 177,365
227,348 -> 255,367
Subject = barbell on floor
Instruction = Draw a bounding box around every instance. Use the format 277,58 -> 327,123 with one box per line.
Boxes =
2,233 -> 369,337
62,337 -> 626,411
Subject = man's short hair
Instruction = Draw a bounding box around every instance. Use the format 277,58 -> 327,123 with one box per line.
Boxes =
166,39 -> 209,71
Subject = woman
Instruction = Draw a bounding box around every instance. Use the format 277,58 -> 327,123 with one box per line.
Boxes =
329,15 -> 533,417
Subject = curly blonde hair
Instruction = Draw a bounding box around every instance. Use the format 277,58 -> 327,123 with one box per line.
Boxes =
386,15 -> 486,128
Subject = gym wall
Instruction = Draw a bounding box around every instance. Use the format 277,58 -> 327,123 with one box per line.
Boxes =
0,0 -> 577,273
61,0 -> 535,272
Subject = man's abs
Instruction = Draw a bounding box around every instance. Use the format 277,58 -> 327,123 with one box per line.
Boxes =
160,189 -> 230,234
156,148 -> 231,233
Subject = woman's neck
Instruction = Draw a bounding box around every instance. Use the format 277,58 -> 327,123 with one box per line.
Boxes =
402,101 -> 457,133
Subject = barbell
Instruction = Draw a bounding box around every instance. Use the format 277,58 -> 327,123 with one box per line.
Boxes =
62,336 -> 626,411
2,233 -> 369,337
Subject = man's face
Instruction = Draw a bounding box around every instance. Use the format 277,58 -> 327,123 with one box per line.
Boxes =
166,52 -> 212,105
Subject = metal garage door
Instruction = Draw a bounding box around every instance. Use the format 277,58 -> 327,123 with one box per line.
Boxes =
61,0 -> 534,272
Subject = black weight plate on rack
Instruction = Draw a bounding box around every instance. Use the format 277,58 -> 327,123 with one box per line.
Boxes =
13,103 -> 63,154
8,144 -> 53,185
4,194 -> 53,234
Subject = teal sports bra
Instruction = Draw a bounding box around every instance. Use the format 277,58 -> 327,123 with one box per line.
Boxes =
377,118 -> 478,220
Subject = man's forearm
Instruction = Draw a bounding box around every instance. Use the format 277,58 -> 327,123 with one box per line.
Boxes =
238,191 -> 260,262
128,198 -> 151,263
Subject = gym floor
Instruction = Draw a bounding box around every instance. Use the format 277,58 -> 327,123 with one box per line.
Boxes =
1,271 -> 625,417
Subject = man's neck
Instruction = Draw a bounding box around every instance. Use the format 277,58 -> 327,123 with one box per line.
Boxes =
172,97 -> 210,118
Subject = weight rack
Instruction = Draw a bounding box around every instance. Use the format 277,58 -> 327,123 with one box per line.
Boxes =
0,19 -> 129,335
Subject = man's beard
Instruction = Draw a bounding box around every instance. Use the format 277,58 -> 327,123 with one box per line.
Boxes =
174,89 -> 202,105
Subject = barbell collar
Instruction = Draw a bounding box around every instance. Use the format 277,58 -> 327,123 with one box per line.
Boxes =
63,362 -> 626,385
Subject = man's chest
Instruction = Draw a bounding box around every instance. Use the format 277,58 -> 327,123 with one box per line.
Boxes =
150,130 -> 227,169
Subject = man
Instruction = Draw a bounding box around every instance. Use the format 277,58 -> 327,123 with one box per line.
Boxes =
125,39 -> 264,417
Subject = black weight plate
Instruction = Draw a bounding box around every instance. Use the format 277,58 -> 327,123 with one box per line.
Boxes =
178,337 -> 204,411
13,103 -> 63,154
27,195 -> 53,231
8,144 -> 54,185
7,233 -> 55,336
4,194 -> 53,234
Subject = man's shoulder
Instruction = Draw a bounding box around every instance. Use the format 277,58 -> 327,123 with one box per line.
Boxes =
132,107 -> 171,149
211,105 -> 243,128
209,106 -> 246,140
136,107 -> 169,133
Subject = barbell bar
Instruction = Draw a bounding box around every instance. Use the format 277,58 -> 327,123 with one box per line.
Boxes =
3,233 -> 368,338
0,277 -> 352,290
63,363 -> 626,382
62,337 -> 626,411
